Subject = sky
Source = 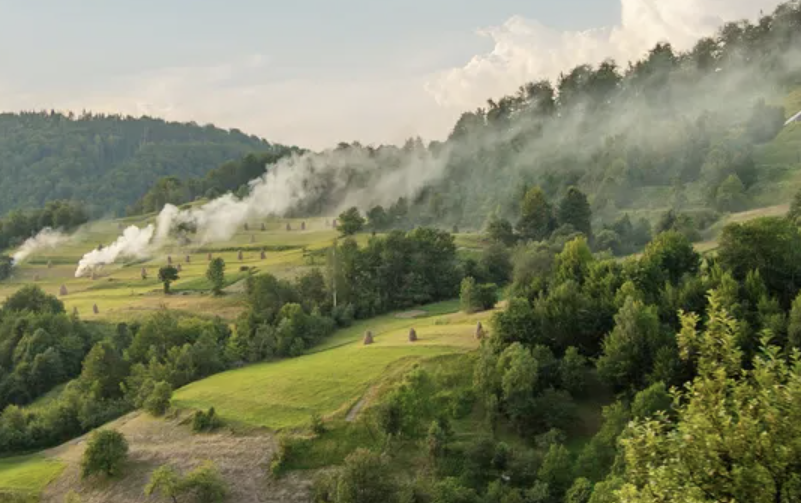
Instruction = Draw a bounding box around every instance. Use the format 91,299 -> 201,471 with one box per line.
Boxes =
0,0 -> 785,149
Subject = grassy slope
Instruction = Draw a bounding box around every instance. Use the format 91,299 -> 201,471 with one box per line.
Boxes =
173,303 -> 493,429
0,456 -> 65,501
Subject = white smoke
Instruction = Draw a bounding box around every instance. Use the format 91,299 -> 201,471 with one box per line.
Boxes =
12,228 -> 69,264
74,146 -> 449,275
75,224 -> 156,277
426,0 -> 785,109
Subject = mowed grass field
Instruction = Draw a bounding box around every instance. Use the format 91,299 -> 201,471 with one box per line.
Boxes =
172,301 -> 495,429
0,214 -> 380,322
0,455 -> 65,501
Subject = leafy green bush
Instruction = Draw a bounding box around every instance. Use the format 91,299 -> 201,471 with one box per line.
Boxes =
80,429 -> 129,479
460,277 -> 498,314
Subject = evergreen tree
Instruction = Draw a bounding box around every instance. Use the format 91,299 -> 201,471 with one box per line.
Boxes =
558,187 -> 592,238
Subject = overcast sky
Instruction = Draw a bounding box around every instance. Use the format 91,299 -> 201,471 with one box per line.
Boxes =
0,0 -> 784,149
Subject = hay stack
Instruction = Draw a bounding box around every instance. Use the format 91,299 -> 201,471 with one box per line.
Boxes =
260,249 -> 267,260
409,328 -> 418,342
286,223 -> 292,231
301,221 -> 306,231
167,255 -> 172,265
261,222 -> 266,231
475,322 -> 486,340
363,331 -> 374,345
177,264 -> 183,272
93,304 -> 99,315
141,267 -> 148,280
238,250 -> 244,261
186,255 -> 191,263
59,285 -> 68,296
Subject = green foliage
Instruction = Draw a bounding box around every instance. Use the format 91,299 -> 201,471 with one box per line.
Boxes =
206,258 -> 226,296
81,341 -> 129,400
517,186 -> 555,241
558,187 -> 592,238
310,412 -> 326,436
788,188 -> 801,223
596,298 -> 662,391
334,449 -> 398,503
619,292 -> 801,502
80,429 -> 128,479
478,243 -> 513,286
715,174 -> 748,212
630,381 -> 671,419
0,255 -> 12,281
717,217 -> 801,307
538,443 -> 573,498
192,407 -> 222,433
460,278 -> 498,314
559,347 -> 589,397
0,112 -> 282,217
146,461 -> 227,503
338,207 -> 365,236
565,477 -> 594,503
486,216 -> 516,247
143,381 -> 172,417
158,265 -> 180,294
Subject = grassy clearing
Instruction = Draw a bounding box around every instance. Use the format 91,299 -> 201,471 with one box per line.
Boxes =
0,455 -> 65,501
172,304 -> 494,430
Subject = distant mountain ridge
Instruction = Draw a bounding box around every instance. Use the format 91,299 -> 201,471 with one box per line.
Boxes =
0,111 -> 287,216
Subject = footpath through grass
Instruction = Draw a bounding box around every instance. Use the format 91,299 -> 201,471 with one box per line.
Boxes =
0,455 -> 65,502
173,301 -> 493,430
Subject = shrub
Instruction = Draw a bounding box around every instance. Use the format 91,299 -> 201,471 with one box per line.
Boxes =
81,429 -> 129,479
460,277 -> 498,314
192,407 -> 222,433
143,381 -> 172,417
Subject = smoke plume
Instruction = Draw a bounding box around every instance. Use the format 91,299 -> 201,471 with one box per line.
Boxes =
74,145 -> 449,275
75,225 -> 156,277
12,228 -> 69,264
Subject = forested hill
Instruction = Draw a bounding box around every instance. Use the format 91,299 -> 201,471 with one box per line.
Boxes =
0,111 -> 285,216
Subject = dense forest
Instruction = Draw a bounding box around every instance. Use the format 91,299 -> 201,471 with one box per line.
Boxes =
0,112 -> 284,217
154,0 -> 799,237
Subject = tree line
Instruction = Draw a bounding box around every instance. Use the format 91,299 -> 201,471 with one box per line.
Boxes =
303,202 -> 801,503
0,111 -> 282,217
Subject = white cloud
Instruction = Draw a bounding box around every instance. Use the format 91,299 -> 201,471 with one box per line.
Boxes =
0,54 -> 455,150
0,0 -> 786,149
425,0 -> 785,110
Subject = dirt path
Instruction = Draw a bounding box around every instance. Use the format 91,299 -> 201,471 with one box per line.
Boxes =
345,386 -> 380,422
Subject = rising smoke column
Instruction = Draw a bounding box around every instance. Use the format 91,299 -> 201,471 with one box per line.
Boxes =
73,146 -> 450,276
74,225 -> 156,277
12,228 -> 69,264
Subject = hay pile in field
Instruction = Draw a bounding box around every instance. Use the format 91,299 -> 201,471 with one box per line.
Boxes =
363,331 -> 374,345
409,328 -> 417,342
93,304 -> 99,315
59,285 -> 68,296
475,322 -> 485,340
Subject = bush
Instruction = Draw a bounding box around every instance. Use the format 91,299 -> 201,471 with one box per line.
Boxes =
460,277 -> 498,314
143,381 -> 172,417
146,461 -> 227,503
192,407 -> 222,433
81,429 -> 129,479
